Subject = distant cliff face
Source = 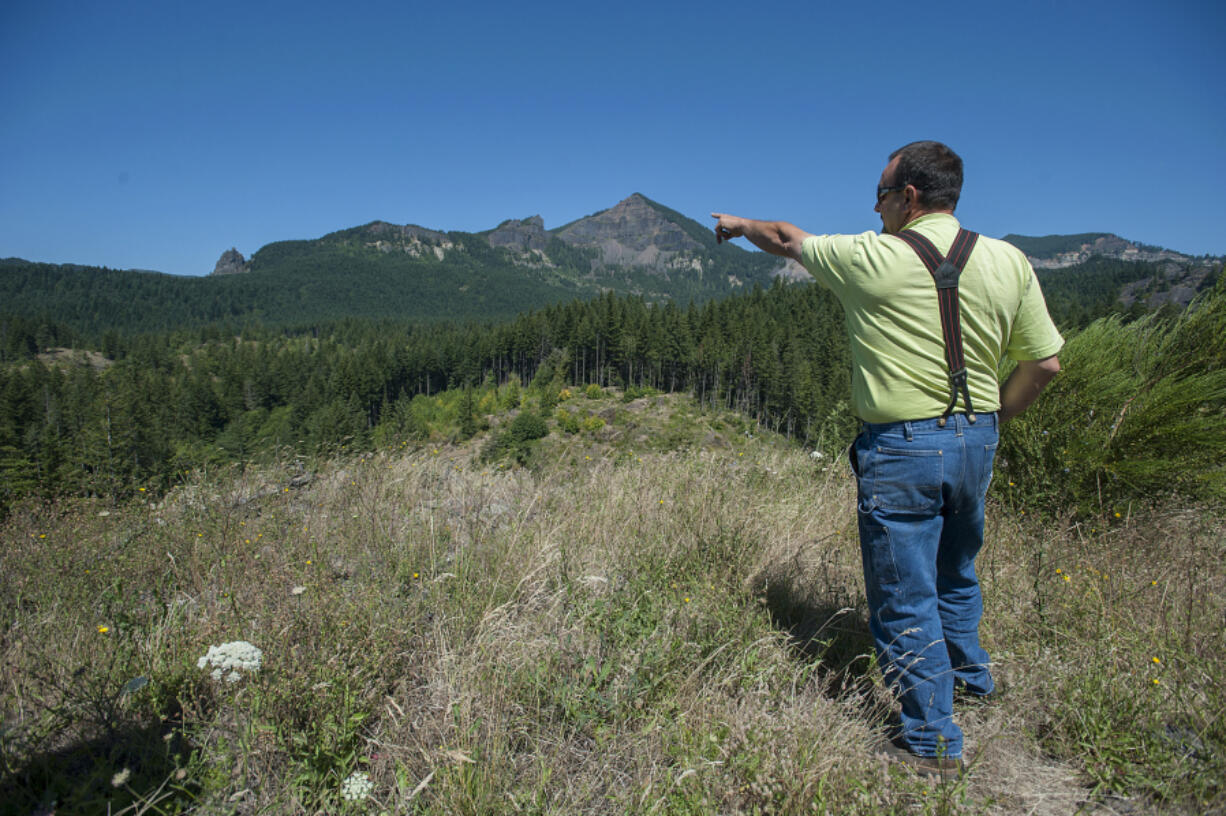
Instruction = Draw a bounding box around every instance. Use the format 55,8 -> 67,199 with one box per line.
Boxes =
1001,232 -> 1221,312
553,194 -> 706,272
211,248 -> 249,275
362,220 -> 448,245
488,216 -> 548,252
1005,233 -> 1191,269
345,221 -> 458,261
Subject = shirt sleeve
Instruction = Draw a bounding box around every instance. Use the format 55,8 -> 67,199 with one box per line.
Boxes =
1006,270 -> 1064,361
800,233 -> 865,294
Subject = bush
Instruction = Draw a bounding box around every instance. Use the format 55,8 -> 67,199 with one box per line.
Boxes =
508,411 -> 548,443
481,410 -> 550,465
997,282 -> 1226,517
555,408 -> 582,435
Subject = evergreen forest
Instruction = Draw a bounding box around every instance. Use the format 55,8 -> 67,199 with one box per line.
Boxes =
1,248 -> 1223,520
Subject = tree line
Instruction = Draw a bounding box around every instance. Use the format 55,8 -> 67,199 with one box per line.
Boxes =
4,258 -> 1221,518
0,282 -> 851,511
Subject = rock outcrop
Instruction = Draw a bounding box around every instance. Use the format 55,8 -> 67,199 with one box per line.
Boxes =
363,221 -> 448,245
1010,234 -> 1190,270
355,221 -> 456,260
488,216 -> 548,252
211,248 -> 249,275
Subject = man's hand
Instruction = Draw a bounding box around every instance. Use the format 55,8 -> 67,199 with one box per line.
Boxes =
710,213 -> 812,261
712,213 -> 746,244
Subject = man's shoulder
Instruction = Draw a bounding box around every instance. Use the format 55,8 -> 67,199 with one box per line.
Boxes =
968,231 -> 1032,268
909,216 -> 1030,269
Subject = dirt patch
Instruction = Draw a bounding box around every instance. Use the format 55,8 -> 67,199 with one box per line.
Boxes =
35,347 -> 112,370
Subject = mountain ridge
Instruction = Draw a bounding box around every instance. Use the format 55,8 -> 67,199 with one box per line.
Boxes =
2,195 -> 1220,337
1000,232 -> 1194,268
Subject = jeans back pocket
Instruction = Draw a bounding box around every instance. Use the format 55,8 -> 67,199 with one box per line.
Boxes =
862,445 -> 943,514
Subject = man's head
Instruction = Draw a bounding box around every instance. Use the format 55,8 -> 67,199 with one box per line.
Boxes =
875,141 -> 963,234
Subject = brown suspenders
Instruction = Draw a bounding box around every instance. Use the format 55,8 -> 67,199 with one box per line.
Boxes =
893,227 -> 980,426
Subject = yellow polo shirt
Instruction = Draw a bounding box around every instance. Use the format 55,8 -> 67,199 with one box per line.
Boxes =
800,213 -> 1064,423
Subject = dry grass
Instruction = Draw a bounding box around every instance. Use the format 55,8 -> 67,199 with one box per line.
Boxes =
2,394 -> 1223,814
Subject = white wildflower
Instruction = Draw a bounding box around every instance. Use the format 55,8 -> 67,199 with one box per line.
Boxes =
198,641 -> 263,683
291,585 -> 306,595
341,770 -> 374,802
111,767 -> 131,787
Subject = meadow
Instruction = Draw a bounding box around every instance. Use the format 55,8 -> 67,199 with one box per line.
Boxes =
2,390 -> 1222,815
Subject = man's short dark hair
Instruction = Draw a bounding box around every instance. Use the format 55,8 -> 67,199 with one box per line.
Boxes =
889,141 -> 963,211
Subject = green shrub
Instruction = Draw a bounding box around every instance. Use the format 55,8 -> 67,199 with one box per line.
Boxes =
481,410 -> 550,464
508,411 -> 548,443
997,284 -> 1226,517
555,407 -> 582,435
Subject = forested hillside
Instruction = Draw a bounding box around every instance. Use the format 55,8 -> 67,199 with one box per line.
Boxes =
3,211 -> 1223,519
0,283 -> 852,512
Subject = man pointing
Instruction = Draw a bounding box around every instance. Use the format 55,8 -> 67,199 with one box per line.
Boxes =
713,141 -> 1062,777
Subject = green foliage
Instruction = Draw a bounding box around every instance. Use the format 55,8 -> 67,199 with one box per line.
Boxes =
5,252 -> 1222,526
481,410 -> 550,465
508,411 -> 548,443
1035,257 -> 1202,330
997,281 -> 1226,516
622,384 -> 660,402
554,407 -> 582,435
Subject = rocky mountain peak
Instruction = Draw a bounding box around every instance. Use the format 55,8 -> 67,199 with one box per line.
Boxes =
211,248 -> 248,276
553,193 -> 704,270
361,221 -> 448,244
488,215 -> 547,252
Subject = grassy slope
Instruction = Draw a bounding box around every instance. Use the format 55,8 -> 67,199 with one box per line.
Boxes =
2,391 -> 1223,814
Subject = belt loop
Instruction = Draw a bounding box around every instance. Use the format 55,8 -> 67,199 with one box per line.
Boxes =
903,421 -> 913,442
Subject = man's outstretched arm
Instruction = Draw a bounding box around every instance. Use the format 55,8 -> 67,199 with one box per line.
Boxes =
711,213 -> 813,262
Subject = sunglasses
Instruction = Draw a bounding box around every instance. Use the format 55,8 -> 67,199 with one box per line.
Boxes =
876,184 -> 905,204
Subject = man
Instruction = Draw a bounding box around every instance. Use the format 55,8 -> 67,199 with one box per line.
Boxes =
712,141 -> 1062,777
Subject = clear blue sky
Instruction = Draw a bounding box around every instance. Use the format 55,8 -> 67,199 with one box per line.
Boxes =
2,0 -> 1223,276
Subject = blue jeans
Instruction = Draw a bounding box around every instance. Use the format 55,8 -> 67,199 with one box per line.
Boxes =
851,412 -> 998,758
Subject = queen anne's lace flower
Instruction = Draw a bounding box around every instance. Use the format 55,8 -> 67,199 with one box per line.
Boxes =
341,770 -> 374,801
197,640 -> 263,683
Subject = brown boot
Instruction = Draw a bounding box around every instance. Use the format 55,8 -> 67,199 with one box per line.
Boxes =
878,735 -> 964,782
